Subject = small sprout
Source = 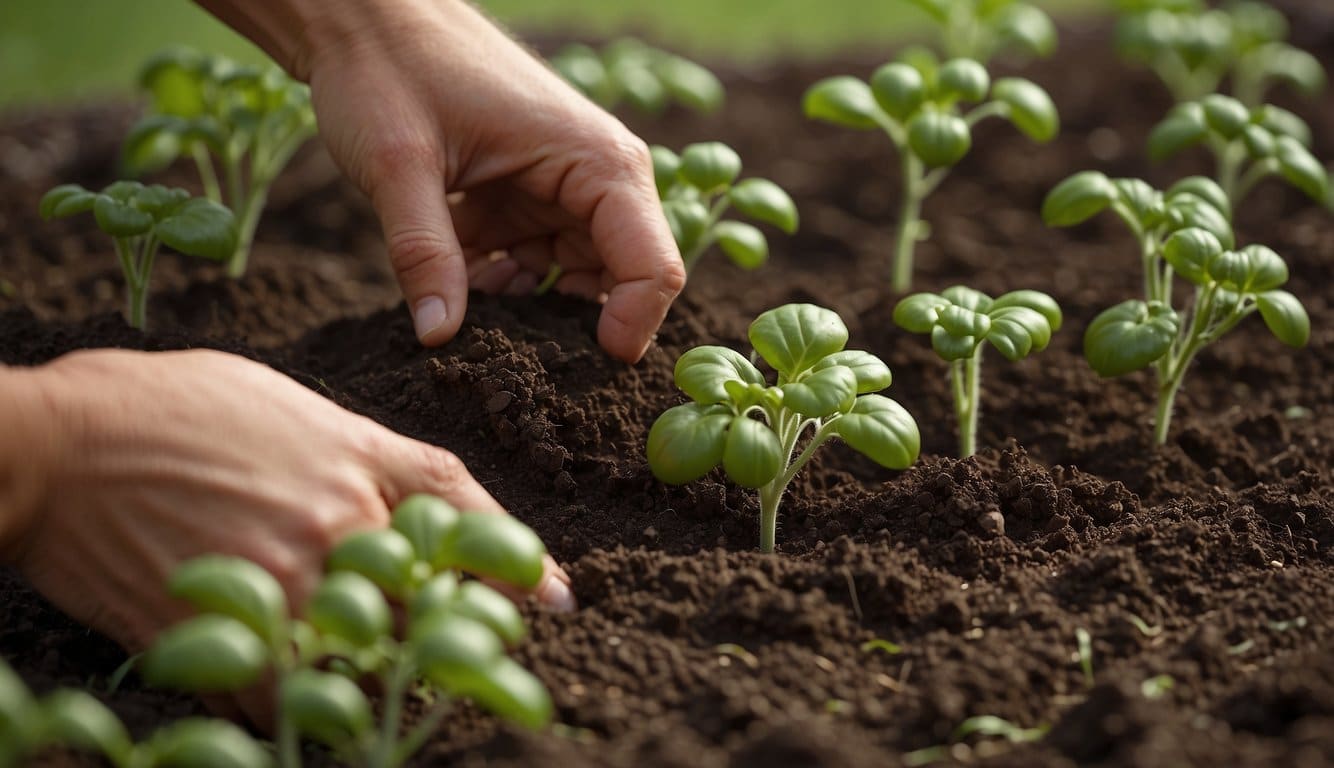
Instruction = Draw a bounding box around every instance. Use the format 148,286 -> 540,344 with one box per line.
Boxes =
123,48 -> 318,276
804,55 -> 1057,289
861,638 -> 905,655
135,494 -> 551,768
1148,95 -> 1329,205
1228,638 -> 1256,656
904,714 -> 1047,765
905,0 -> 1058,63
550,39 -> 725,114
1075,627 -> 1094,688
647,304 -> 920,552
895,286 -> 1061,457
1267,616 -> 1307,632
1140,674 -> 1175,699
713,644 -> 760,669
1127,613 -> 1164,637
39,181 -> 237,330
652,142 -> 799,274
1113,0 -> 1324,105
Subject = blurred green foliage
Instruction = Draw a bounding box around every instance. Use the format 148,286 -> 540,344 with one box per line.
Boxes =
0,0 -> 1098,109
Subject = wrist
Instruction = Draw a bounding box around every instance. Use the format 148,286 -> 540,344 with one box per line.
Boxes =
0,363 -> 77,564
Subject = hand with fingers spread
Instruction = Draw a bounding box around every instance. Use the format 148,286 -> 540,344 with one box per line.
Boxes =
0,350 -> 573,659
202,0 -> 687,361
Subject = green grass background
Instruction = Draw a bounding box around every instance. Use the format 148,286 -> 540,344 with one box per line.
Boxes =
0,0 -> 1101,108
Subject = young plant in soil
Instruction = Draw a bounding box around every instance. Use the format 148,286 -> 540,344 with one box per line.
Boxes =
39,181 -> 237,330
803,55 -> 1058,290
652,142 -> 799,274
140,494 -> 552,768
1047,173 -> 1308,442
894,286 -> 1062,457
1114,0 -> 1324,105
550,39 -> 724,114
121,48 -> 317,277
904,0 -> 1058,63
1,657 -> 271,768
647,303 -> 921,553
1148,94 -> 1329,206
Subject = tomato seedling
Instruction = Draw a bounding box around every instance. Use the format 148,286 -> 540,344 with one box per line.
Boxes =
551,39 -> 724,114
1114,0 -> 1324,105
647,304 -> 920,552
905,0 -> 1057,63
140,494 -> 552,768
122,48 -> 317,277
894,286 -> 1062,457
803,54 -> 1058,290
39,181 -> 237,330
1044,172 -> 1308,442
1148,94 -> 1329,206
653,142 -> 799,274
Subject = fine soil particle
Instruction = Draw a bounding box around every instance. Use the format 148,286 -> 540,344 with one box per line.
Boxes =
4,10 -> 1334,767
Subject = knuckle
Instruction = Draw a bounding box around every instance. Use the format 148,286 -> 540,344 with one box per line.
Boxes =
418,445 -> 468,491
386,228 -> 451,278
593,134 -> 653,181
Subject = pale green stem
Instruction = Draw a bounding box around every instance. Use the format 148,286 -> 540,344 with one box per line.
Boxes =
390,697 -> 452,767
370,658 -> 416,768
951,346 -> 983,458
1234,159 -> 1278,204
1153,285 -> 1215,444
756,410 -> 837,553
191,144 -> 222,204
1215,141 -> 1248,206
270,635 -> 301,768
892,153 -> 926,292
680,197 -> 732,274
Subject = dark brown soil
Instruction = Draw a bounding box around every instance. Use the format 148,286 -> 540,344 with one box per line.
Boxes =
5,9 -> 1334,767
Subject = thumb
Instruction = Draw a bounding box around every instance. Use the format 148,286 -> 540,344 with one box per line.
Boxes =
370,160 -> 469,346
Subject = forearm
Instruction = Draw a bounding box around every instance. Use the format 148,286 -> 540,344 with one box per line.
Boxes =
0,365 -> 69,563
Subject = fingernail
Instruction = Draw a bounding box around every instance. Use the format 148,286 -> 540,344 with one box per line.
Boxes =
413,296 -> 448,338
537,575 -> 576,613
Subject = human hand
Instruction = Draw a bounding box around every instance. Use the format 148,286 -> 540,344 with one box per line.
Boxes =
290,0 -> 686,361
2,349 -> 573,656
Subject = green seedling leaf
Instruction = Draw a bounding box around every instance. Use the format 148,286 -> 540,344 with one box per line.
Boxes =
1201,94 -> 1250,139
647,403 -> 731,484
987,306 -> 1053,361
657,56 -> 725,113
39,184 -> 97,220
146,718 -> 274,768
1113,178 -> 1163,225
122,115 -> 187,175
931,325 -> 981,361
409,572 -> 459,623
1042,171 -> 1116,226
1242,124 -> 1277,158
327,529 -> 417,597
1256,290 -> 1310,347
1141,674 -> 1175,700
675,346 -> 766,405
1148,104 -> 1208,161
663,199 -> 711,251
996,4 -> 1058,58
169,556 -> 287,645
1167,195 -> 1234,248
833,395 -> 921,470
156,198 -> 238,262
749,303 -> 850,378
1165,176 -> 1231,221
143,615 -> 268,692
870,62 -> 926,121
937,59 -> 990,102
651,145 -> 682,197
894,292 -> 951,333
280,669 -> 372,750
139,49 -> 208,116
614,63 -> 668,112
552,44 -> 608,100
908,111 -> 972,168
992,78 -> 1059,142
803,76 -> 885,130
306,571 -> 391,648
729,179 -> 799,233
679,142 -> 742,191
93,195 -> 154,237
1257,105 -> 1313,147
780,364 -> 858,418
991,290 -> 1064,331
714,221 -> 769,269
722,416 -> 785,488
449,581 -> 528,646
0,659 -> 34,727
1084,300 -> 1180,377
1275,136 -> 1329,203
438,513 -> 547,589
1209,244 -> 1288,293
814,350 -> 892,393
952,715 -> 1047,743
413,614 -> 505,693
453,656 -> 553,730
861,638 -> 903,655
38,690 -> 132,763
392,494 -> 461,567
1163,227 -> 1223,284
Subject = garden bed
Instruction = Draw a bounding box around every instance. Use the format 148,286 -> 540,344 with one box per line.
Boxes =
4,11 -> 1334,767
